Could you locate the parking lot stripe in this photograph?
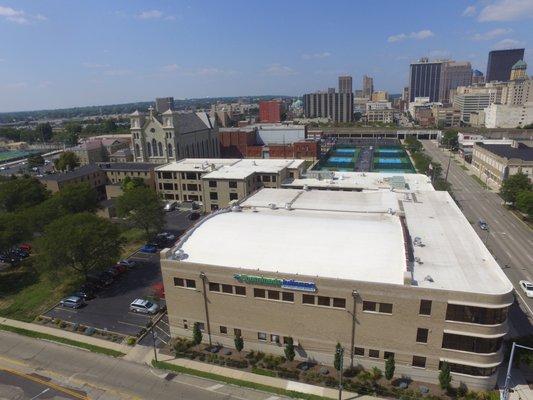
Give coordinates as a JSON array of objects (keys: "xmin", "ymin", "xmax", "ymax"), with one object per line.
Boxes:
[{"xmin": 206, "ymin": 383, "xmax": 224, "ymax": 391}]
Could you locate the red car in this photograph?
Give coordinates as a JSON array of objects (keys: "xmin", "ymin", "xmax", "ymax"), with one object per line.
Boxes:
[{"xmin": 19, "ymin": 243, "xmax": 31, "ymax": 252}]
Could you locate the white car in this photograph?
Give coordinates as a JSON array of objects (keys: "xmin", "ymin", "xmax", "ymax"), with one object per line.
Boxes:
[
  {"xmin": 519, "ymin": 280, "xmax": 533, "ymax": 298},
  {"xmin": 130, "ymin": 299, "xmax": 159, "ymax": 314}
]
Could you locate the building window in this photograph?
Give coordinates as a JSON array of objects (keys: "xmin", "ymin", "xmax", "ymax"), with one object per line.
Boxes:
[
  {"xmin": 209, "ymin": 180, "xmax": 217, "ymax": 188},
  {"xmin": 210, "ymin": 192, "xmax": 218, "ymax": 200},
  {"xmin": 282, "ymin": 292, "xmax": 294, "ymax": 302},
  {"xmin": 146, "ymin": 142, "xmax": 152, "ymax": 157},
  {"xmin": 209, "ymin": 282, "xmax": 220, "ymax": 292},
  {"xmin": 222, "ymin": 284, "xmax": 233, "ymax": 294},
  {"xmin": 152, "ymin": 139, "xmax": 158, "ymax": 156},
  {"xmin": 210, "ymin": 204, "xmax": 218, "ymax": 211},
  {"xmin": 185, "ymin": 172, "xmax": 197, "ymax": 180},
  {"xmin": 262, "ymin": 175, "xmax": 271, "ymax": 182},
  {"xmin": 302, "ymin": 294, "xmax": 315, "ymax": 304},
  {"xmin": 185, "ymin": 279, "xmax": 196, "ymax": 288},
  {"xmin": 254, "ymin": 288, "xmax": 266, "ymax": 298},
  {"xmin": 187, "ymin": 184, "xmax": 198, "ymax": 191},
  {"xmin": 234, "ymin": 328, "xmax": 242, "ymax": 337},
  {"xmin": 379, "ymin": 303, "xmax": 393, "ymax": 314},
  {"xmin": 168, "ymin": 143, "xmax": 173, "ymax": 157},
  {"xmin": 270, "ymin": 334, "xmax": 280, "ymax": 343},
  {"xmin": 163, "ymin": 183, "xmax": 173, "ymax": 190},
  {"xmin": 333, "ymin": 298, "xmax": 346, "ymax": 308},
  {"xmin": 158, "ymin": 142, "xmax": 163, "ymax": 156},
  {"xmin": 220, "ymin": 326, "xmax": 227, "ymax": 334},
  {"xmin": 419, "ymin": 300, "xmax": 432, "ymax": 316},
  {"xmin": 235, "ymin": 286, "xmax": 246, "ymax": 296},
  {"xmin": 368, "ymin": 349, "xmax": 380, "ymax": 358},
  {"xmin": 384, "ymin": 351, "xmax": 395, "ymax": 360},
  {"xmin": 229, "ymin": 193, "xmax": 238, "ymax": 201},
  {"xmin": 438, "ymin": 361, "xmax": 497, "ymax": 377},
  {"xmin": 134, "ymin": 144, "xmax": 140, "ymax": 157},
  {"xmin": 363, "ymin": 301, "xmax": 377, "ymax": 312},
  {"xmin": 354, "ymin": 347, "xmax": 365, "ymax": 356},
  {"xmin": 173, "ymin": 277, "xmax": 196, "ymax": 289},
  {"xmin": 173, "ymin": 278, "xmax": 184, "ymax": 287},
  {"xmin": 229, "ymin": 181, "xmax": 237, "ymax": 189},
  {"xmin": 442, "ymin": 333, "xmax": 502, "ymax": 354},
  {"xmin": 412, "ymin": 356, "xmax": 426, "ymax": 368},
  {"xmin": 267, "ymin": 290, "xmax": 280, "ymax": 300},
  {"xmin": 416, "ymin": 328, "xmax": 429, "ymax": 343},
  {"xmin": 445, "ymin": 304, "xmax": 508, "ymax": 325},
  {"xmin": 258, "ymin": 332, "xmax": 267, "ymax": 341},
  {"xmin": 317, "ymin": 296, "xmax": 330, "ymax": 306}
]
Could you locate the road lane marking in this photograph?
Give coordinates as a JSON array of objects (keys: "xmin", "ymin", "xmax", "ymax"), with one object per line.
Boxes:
[
  {"xmin": 30, "ymin": 388, "xmax": 49, "ymax": 400},
  {"xmin": 207, "ymin": 383, "xmax": 224, "ymax": 391}
]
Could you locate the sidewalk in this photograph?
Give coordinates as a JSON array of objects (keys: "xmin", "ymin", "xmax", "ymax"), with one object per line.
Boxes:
[
  {"xmin": 0, "ymin": 317, "xmax": 130, "ymax": 354},
  {"xmin": 155, "ymin": 349, "xmax": 380, "ymax": 400},
  {"xmin": 499, "ymin": 368, "xmax": 533, "ymax": 400}
]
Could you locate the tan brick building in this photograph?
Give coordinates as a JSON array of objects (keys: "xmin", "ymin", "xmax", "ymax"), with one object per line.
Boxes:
[
  {"xmin": 160, "ymin": 188, "xmax": 513, "ymax": 390},
  {"xmin": 39, "ymin": 164, "xmax": 107, "ymax": 200},
  {"xmin": 155, "ymin": 158, "xmax": 306, "ymax": 211}
]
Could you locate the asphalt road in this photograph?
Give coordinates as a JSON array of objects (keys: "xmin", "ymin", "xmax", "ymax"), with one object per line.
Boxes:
[
  {"xmin": 422, "ymin": 141, "xmax": 533, "ymax": 335},
  {"xmin": 0, "ymin": 330, "xmax": 292, "ymax": 400}
]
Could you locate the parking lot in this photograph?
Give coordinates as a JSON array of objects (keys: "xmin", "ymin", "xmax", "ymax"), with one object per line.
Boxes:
[{"xmin": 44, "ymin": 208, "xmax": 197, "ymax": 338}]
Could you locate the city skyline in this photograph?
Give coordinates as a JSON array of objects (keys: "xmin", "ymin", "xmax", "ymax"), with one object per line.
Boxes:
[{"xmin": 0, "ymin": 0, "xmax": 532, "ymax": 111}]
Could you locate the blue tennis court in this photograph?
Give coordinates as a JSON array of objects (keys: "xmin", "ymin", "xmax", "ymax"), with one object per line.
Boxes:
[
  {"xmin": 378, "ymin": 149, "xmax": 401, "ymax": 154},
  {"xmin": 334, "ymin": 148, "xmax": 356, "ymax": 155},
  {"xmin": 378, "ymin": 157, "xmax": 402, "ymax": 164},
  {"xmin": 329, "ymin": 156, "xmax": 353, "ymax": 163}
]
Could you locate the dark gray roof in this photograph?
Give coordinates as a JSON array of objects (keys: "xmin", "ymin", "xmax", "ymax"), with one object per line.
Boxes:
[
  {"xmin": 177, "ymin": 112, "xmax": 212, "ymax": 134},
  {"xmin": 478, "ymin": 142, "xmax": 533, "ymax": 161},
  {"xmin": 98, "ymin": 162, "xmax": 157, "ymax": 172},
  {"xmin": 41, "ymin": 164, "xmax": 102, "ymax": 182}
]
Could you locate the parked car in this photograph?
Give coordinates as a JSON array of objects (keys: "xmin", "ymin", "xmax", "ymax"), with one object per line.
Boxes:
[
  {"xmin": 111, "ymin": 264, "xmax": 127, "ymax": 274},
  {"xmin": 117, "ymin": 259, "xmax": 136, "ymax": 269},
  {"xmin": 519, "ymin": 280, "xmax": 533, "ymax": 298},
  {"xmin": 478, "ymin": 219, "xmax": 488, "ymax": 230},
  {"xmin": 140, "ymin": 244, "xmax": 158, "ymax": 253},
  {"xmin": 154, "ymin": 232, "xmax": 176, "ymax": 248},
  {"xmin": 79, "ymin": 283, "xmax": 99, "ymax": 294},
  {"xmin": 98, "ymin": 271, "xmax": 115, "ymax": 285},
  {"xmin": 59, "ymin": 296, "xmax": 84, "ymax": 309},
  {"xmin": 188, "ymin": 212, "xmax": 200, "ymax": 221},
  {"xmin": 105, "ymin": 267, "xmax": 121, "ymax": 277},
  {"xmin": 70, "ymin": 288, "xmax": 95, "ymax": 300},
  {"xmin": 164, "ymin": 201, "xmax": 177, "ymax": 212},
  {"xmin": 18, "ymin": 243, "xmax": 31, "ymax": 252},
  {"xmin": 129, "ymin": 299, "xmax": 160, "ymax": 314}
]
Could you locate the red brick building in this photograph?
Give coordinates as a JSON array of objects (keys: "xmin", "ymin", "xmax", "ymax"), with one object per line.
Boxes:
[{"xmin": 259, "ymin": 100, "xmax": 283, "ymax": 123}]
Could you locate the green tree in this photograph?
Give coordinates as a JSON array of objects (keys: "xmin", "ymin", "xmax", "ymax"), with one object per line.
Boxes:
[
  {"xmin": 192, "ymin": 322, "xmax": 203, "ymax": 346},
  {"xmin": 500, "ymin": 172, "xmax": 532, "ymax": 205},
  {"xmin": 121, "ymin": 176, "xmax": 146, "ymax": 191},
  {"xmin": 385, "ymin": 356, "xmax": 395, "ymax": 380},
  {"xmin": 103, "ymin": 119, "xmax": 118, "ymax": 132},
  {"xmin": 116, "ymin": 187, "xmax": 165, "ymax": 240},
  {"xmin": 516, "ymin": 190, "xmax": 533, "ymax": 218},
  {"xmin": 371, "ymin": 366, "xmax": 382, "ymax": 381},
  {"xmin": 23, "ymin": 197, "xmax": 65, "ymax": 233},
  {"xmin": 0, "ymin": 177, "xmax": 48, "ymax": 212},
  {"xmin": 54, "ymin": 151, "xmax": 80, "ymax": 172},
  {"xmin": 234, "ymin": 333, "xmax": 244, "ymax": 352},
  {"xmin": 27, "ymin": 154, "xmax": 45, "ymax": 168},
  {"xmin": 439, "ymin": 361, "xmax": 452, "ymax": 390},
  {"xmin": 37, "ymin": 213, "xmax": 123, "ymax": 278},
  {"xmin": 35, "ymin": 122, "xmax": 53, "ymax": 142},
  {"xmin": 441, "ymin": 130, "xmax": 459, "ymax": 148},
  {"xmin": 56, "ymin": 182, "xmax": 99, "ymax": 213},
  {"xmin": 334, "ymin": 343, "xmax": 343, "ymax": 371},
  {"xmin": 0, "ymin": 213, "xmax": 30, "ymax": 253},
  {"xmin": 284, "ymin": 336, "xmax": 295, "ymax": 361}
]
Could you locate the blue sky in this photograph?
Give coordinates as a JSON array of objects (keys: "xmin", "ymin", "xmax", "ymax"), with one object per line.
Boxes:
[{"xmin": 0, "ymin": 0, "xmax": 532, "ymax": 111}]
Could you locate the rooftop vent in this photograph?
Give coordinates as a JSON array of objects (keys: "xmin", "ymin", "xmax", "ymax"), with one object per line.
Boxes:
[
  {"xmin": 424, "ymin": 275, "xmax": 434, "ymax": 282},
  {"xmin": 231, "ymin": 205, "xmax": 242, "ymax": 212},
  {"xmin": 387, "ymin": 208, "xmax": 395, "ymax": 215},
  {"xmin": 269, "ymin": 203, "xmax": 277, "ymax": 210},
  {"xmin": 174, "ymin": 249, "xmax": 187, "ymax": 260},
  {"xmin": 413, "ymin": 237, "xmax": 424, "ymax": 247},
  {"xmin": 415, "ymin": 257, "xmax": 423, "ymax": 264},
  {"xmin": 285, "ymin": 202, "xmax": 292, "ymax": 210},
  {"xmin": 303, "ymin": 184, "xmax": 310, "ymax": 191}
]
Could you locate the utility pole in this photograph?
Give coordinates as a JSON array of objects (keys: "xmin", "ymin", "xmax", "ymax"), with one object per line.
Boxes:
[
  {"xmin": 349, "ymin": 290, "xmax": 358, "ymax": 368},
  {"xmin": 444, "ymin": 147, "xmax": 453, "ymax": 184},
  {"xmin": 502, "ymin": 342, "xmax": 533, "ymax": 400},
  {"xmin": 199, "ymin": 272, "xmax": 212, "ymax": 347},
  {"xmin": 337, "ymin": 346, "xmax": 344, "ymax": 400},
  {"xmin": 151, "ymin": 319, "xmax": 158, "ymax": 363}
]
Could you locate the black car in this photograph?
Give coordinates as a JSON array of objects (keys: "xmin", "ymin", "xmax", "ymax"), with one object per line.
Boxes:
[
  {"xmin": 97, "ymin": 271, "xmax": 115, "ymax": 286},
  {"xmin": 188, "ymin": 212, "xmax": 200, "ymax": 221},
  {"xmin": 70, "ymin": 289, "xmax": 96, "ymax": 300},
  {"xmin": 79, "ymin": 282, "xmax": 99, "ymax": 293}
]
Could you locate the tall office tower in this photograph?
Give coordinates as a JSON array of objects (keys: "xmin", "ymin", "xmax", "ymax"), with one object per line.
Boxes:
[
  {"xmin": 362, "ymin": 75, "xmax": 374, "ymax": 98},
  {"xmin": 510, "ymin": 60, "xmax": 528, "ymax": 81},
  {"xmin": 327, "ymin": 87, "xmax": 336, "ymax": 93},
  {"xmin": 354, "ymin": 89, "xmax": 364, "ymax": 98},
  {"xmin": 472, "ymin": 70, "xmax": 485, "ymax": 85},
  {"xmin": 441, "ymin": 61, "xmax": 472, "ymax": 103},
  {"xmin": 338, "ymin": 75, "xmax": 353, "ymax": 94},
  {"xmin": 303, "ymin": 91, "xmax": 354, "ymax": 123},
  {"xmin": 155, "ymin": 97, "xmax": 175, "ymax": 113},
  {"xmin": 402, "ymin": 86, "xmax": 410, "ymax": 101},
  {"xmin": 486, "ymin": 48, "xmax": 525, "ymax": 82},
  {"xmin": 409, "ymin": 58, "xmax": 444, "ymax": 102}
]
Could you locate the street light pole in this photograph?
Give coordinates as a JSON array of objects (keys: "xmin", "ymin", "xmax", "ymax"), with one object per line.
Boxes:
[
  {"xmin": 444, "ymin": 147, "xmax": 454, "ymax": 185},
  {"xmin": 151, "ymin": 319, "xmax": 158, "ymax": 363},
  {"xmin": 337, "ymin": 346, "xmax": 344, "ymax": 400},
  {"xmin": 349, "ymin": 290, "xmax": 358, "ymax": 368},
  {"xmin": 502, "ymin": 342, "xmax": 533, "ymax": 400},
  {"xmin": 199, "ymin": 272, "xmax": 212, "ymax": 347}
]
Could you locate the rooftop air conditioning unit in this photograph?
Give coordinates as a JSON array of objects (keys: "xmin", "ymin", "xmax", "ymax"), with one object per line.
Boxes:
[
  {"xmin": 231, "ymin": 205, "xmax": 242, "ymax": 212},
  {"xmin": 285, "ymin": 203, "xmax": 292, "ymax": 210},
  {"xmin": 303, "ymin": 184, "xmax": 310, "ymax": 191},
  {"xmin": 174, "ymin": 249, "xmax": 187, "ymax": 260},
  {"xmin": 415, "ymin": 257, "xmax": 423, "ymax": 264},
  {"xmin": 269, "ymin": 203, "xmax": 277, "ymax": 210}
]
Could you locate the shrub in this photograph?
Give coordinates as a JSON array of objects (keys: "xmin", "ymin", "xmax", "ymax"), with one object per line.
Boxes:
[
  {"xmin": 234, "ymin": 334, "xmax": 244, "ymax": 352},
  {"xmin": 277, "ymin": 367, "xmax": 300, "ymax": 380},
  {"xmin": 126, "ymin": 337, "xmax": 136, "ymax": 346},
  {"xmin": 371, "ymin": 366, "xmax": 382, "ymax": 381},
  {"xmin": 324, "ymin": 376, "xmax": 339, "ymax": 388},
  {"xmin": 333, "ymin": 343, "xmax": 343, "ymax": 371},
  {"xmin": 439, "ymin": 362, "xmax": 452, "ymax": 390},
  {"xmin": 457, "ymin": 383, "xmax": 468, "ymax": 397},
  {"xmin": 192, "ymin": 322, "xmax": 202, "ymax": 345},
  {"xmin": 385, "ymin": 356, "xmax": 395, "ymax": 380},
  {"xmin": 226, "ymin": 359, "xmax": 248, "ymax": 369},
  {"xmin": 59, "ymin": 321, "xmax": 67, "ymax": 329},
  {"xmin": 343, "ymin": 366, "xmax": 361, "ymax": 378},
  {"xmin": 174, "ymin": 338, "xmax": 193, "ymax": 354},
  {"xmin": 84, "ymin": 327, "xmax": 95, "ymax": 336},
  {"xmin": 284, "ymin": 336, "xmax": 295, "ymax": 361},
  {"xmin": 302, "ymin": 371, "xmax": 324, "ymax": 383}
]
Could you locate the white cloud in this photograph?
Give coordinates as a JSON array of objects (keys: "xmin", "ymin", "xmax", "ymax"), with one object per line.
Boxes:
[
  {"xmin": 82, "ymin": 62, "xmax": 110, "ymax": 69},
  {"xmin": 478, "ymin": 0, "xmax": 533, "ymax": 21},
  {"xmin": 136, "ymin": 9, "xmax": 175, "ymax": 20},
  {"xmin": 262, "ymin": 64, "xmax": 297, "ymax": 76},
  {"xmin": 471, "ymin": 28, "xmax": 512, "ymax": 40},
  {"xmin": 37, "ymin": 80, "xmax": 52, "ymax": 88},
  {"xmin": 0, "ymin": 6, "xmax": 46, "ymax": 24},
  {"xmin": 104, "ymin": 69, "xmax": 133, "ymax": 76},
  {"xmin": 160, "ymin": 64, "xmax": 179, "ymax": 72},
  {"xmin": 302, "ymin": 52, "xmax": 331, "ymax": 60},
  {"xmin": 492, "ymin": 38, "xmax": 525, "ymax": 50},
  {"xmin": 388, "ymin": 30, "xmax": 434, "ymax": 43},
  {"xmin": 462, "ymin": 5, "xmax": 477, "ymax": 17}
]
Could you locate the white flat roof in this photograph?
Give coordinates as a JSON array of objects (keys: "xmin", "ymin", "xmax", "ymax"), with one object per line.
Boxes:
[{"xmin": 172, "ymin": 188, "xmax": 512, "ymax": 295}]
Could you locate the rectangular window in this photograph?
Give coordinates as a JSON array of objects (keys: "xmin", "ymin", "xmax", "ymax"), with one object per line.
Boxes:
[
  {"xmin": 379, "ymin": 303, "xmax": 393, "ymax": 314},
  {"xmin": 210, "ymin": 192, "xmax": 218, "ymax": 200},
  {"xmin": 419, "ymin": 300, "xmax": 432, "ymax": 316},
  {"xmin": 302, "ymin": 294, "xmax": 315, "ymax": 304},
  {"xmin": 197, "ymin": 322, "xmax": 205, "ymax": 332},
  {"xmin": 219, "ymin": 326, "xmax": 227, "ymax": 334},
  {"xmin": 185, "ymin": 279, "xmax": 196, "ymax": 288},
  {"xmin": 187, "ymin": 184, "xmax": 198, "ymax": 191},
  {"xmin": 262, "ymin": 175, "xmax": 271, "ymax": 182},
  {"xmin": 229, "ymin": 181, "xmax": 237, "ymax": 188},
  {"xmin": 363, "ymin": 301, "xmax": 377, "ymax": 312},
  {"xmin": 282, "ymin": 292, "xmax": 294, "ymax": 302},
  {"xmin": 173, "ymin": 278, "xmax": 184, "ymax": 287},
  {"xmin": 229, "ymin": 193, "xmax": 238, "ymax": 201},
  {"xmin": 209, "ymin": 282, "xmax": 220, "ymax": 292},
  {"xmin": 254, "ymin": 288, "xmax": 266, "ymax": 298},
  {"xmin": 185, "ymin": 173, "xmax": 196, "ymax": 180},
  {"xmin": 268, "ymin": 290, "xmax": 280, "ymax": 300},
  {"xmin": 162, "ymin": 172, "xmax": 172, "ymax": 179},
  {"xmin": 317, "ymin": 296, "xmax": 331, "ymax": 306},
  {"xmin": 272, "ymin": 175, "xmax": 277, "ymax": 182},
  {"xmin": 384, "ymin": 351, "xmax": 395, "ymax": 360},
  {"xmin": 163, "ymin": 183, "xmax": 173, "ymax": 190},
  {"xmin": 258, "ymin": 332, "xmax": 267, "ymax": 341},
  {"xmin": 368, "ymin": 349, "xmax": 380, "ymax": 358},
  {"xmin": 416, "ymin": 328, "xmax": 429, "ymax": 343},
  {"xmin": 271, "ymin": 334, "xmax": 280, "ymax": 343},
  {"xmin": 333, "ymin": 298, "xmax": 346, "ymax": 308},
  {"xmin": 234, "ymin": 328, "xmax": 242, "ymax": 337},
  {"xmin": 412, "ymin": 356, "xmax": 426, "ymax": 368},
  {"xmin": 235, "ymin": 286, "xmax": 246, "ymax": 296},
  {"xmin": 222, "ymin": 284, "xmax": 233, "ymax": 294},
  {"xmin": 354, "ymin": 347, "xmax": 365, "ymax": 356},
  {"xmin": 209, "ymin": 180, "xmax": 217, "ymax": 188}
]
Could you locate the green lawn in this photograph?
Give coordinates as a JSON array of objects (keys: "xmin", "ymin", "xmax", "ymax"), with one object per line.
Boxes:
[
  {"xmin": 119, "ymin": 227, "xmax": 146, "ymax": 258},
  {"xmin": 0, "ymin": 324, "xmax": 125, "ymax": 357}
]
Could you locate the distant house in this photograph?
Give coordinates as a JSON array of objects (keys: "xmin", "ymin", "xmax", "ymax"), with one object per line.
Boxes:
[
  {"xmin": 39, "ymin": 164, "xmax": 107, "ymax": 200},
  {"xmin": 72, "ymin": 138, "xmax": 130, "ymax": 165}
]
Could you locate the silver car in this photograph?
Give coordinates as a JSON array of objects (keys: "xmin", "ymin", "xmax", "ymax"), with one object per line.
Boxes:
[
  {"xmin": 130, "ymin": 299, "xmax": 159, "ymax": 314},
  {"xmin": 60, "ymin": 296, "xmax": 84, "ymax": 309}
]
